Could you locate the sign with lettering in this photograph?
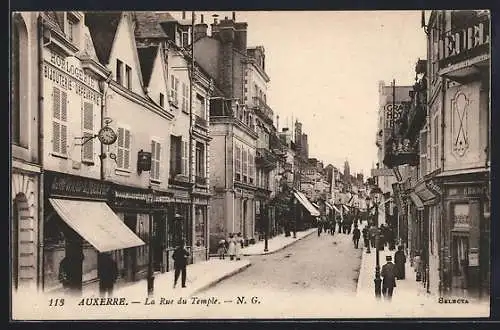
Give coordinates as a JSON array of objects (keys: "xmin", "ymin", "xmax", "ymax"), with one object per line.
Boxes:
[
  {"xmin": 440, "ymin": 21, "xmax": 489, "ymax": 61},
  {"xmin": 45, "ymin": 171, "xmax": 111, "ymax": 200},
  {"xmin": 43, "ymin": 49, "xmax": 102, "ymax": 106},
  {"xmin": 468, "ymin": 250, "xmax": 479, "ymax": 267},
  {"xmin": 453, "ymin": 203, "xmax": 470, "ymax": 228},
  {"xmin": 384, "ymin": 103, "xmax": 409, "ymax": 129},
  {"xmin": 112, "ymin": 186, "xmax": 171, "ymax": 209}
]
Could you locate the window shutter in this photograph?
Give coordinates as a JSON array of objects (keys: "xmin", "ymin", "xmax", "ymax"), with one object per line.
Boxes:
[
  {"xmin": 52, "ymin": 121, "xmax": 60, "ymax": 153},
  {"xmin": 151, "ymin": 140, "xmax": 156, "ymax": 179},
  {"xmin": 176, "ymin": 138, "xmax": 182, "ymax": 174},
  {"xmin": 53, "ymin": 87, "xmax": 61, "ymax": 120},
  {"xmin": 82, "ymin": 102, "xmax": 94, "ymax": 162},
  {"xmin": 117, "ymin": 127, "xmax": 124, "ymax": 168},
  {"xmin": 124, "ymin": 129, "xmax": 130, "ymax": 169},
  {"xmin": 52, "ymin": 87, "xmax": 61, "ymax": 153},
  {"xmin": 156, "ymin": 142, "xmax": 161, "ymax": 180}
]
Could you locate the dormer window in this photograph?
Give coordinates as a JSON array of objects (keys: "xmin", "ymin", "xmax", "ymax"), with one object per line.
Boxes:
[{"xmin": 66, "ymin": 12, "xmax": 81, "ymax": 45}]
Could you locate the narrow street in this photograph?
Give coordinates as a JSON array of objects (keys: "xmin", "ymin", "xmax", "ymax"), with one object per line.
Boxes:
[{"xmin": 201, "ymin": 230, "xmax": 362, "ymax": 296}]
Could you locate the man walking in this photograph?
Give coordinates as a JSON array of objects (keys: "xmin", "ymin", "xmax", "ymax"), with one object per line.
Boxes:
[
  {"xmin": 381, "ymin": 255, "xmax": 397, "ymax": 301},
  {"xmin": 98, "ymin": 252, "xmax": 118, "ymax": 297},
  {"xmin": 362, "ymin": 226, "xmax": 369, "ymax": 249},
  {"xmin": 352, "ymin": 225, "xmax": 361, "ymax": 249},
  {"xmin": 394, "ymin": 245, "xmax": 407, "ymax": 280},
  {"xmin": 173, "ymin": 240, "xmax": 190, "ymax": 288}
]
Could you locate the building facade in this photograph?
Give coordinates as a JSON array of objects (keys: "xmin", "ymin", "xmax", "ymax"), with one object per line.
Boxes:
[
  {"xmin": 425, "ymin": 10, "xmax": 490, "ymax": 299},
  {"xmin": 11, "ymin": 12, "xmax": 42, "ymax": 292}
]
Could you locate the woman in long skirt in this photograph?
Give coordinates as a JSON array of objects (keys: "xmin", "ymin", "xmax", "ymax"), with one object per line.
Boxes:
[
  {"xmin": 235, "ymin": 232, "xmax": 243, "ymax": 260},
  {"xmin": 227, "ymin": 234, "xmax": 236, "ymax": 260}
]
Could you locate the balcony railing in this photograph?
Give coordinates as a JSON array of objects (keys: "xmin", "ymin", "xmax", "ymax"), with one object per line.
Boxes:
[
  {"xmin": 168, "ymin": 174, "xmax": 191, "ymax": 187},
  {"xmin": 210, "ymin": 98, "xmax": 256, "ymax": 132},
  {"xmin": 195, "ymin": 176, "xmax": 207, "ymax": 186},
  {"xmin": 195, "ymin": 115, "xmax": 208, "ymax": 128},
  {"xmin": 256, "ymin": 147, "xmax": 277, "ymax": 170},
  {"xmin": 252, "ymin": 96, "xmax": 274, "ymax": 123},
  {"xmin": 382, "ymin": 134, "xmax": 419, "ymax": 169}
]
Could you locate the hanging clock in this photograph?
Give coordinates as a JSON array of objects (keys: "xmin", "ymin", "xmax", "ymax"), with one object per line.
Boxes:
[{"xmin": 97, "ymin": 126, "xmax": 118, "ymax": 145}]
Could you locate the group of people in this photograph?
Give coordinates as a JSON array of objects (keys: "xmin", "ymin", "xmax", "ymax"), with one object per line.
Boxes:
[
  {"xmin": 217, "ymin": 232, "xmax": 244, "ymax": 261},
  {"xmin": 361, "ymin": 223, "xmax": 396, "ymax": 251},
  {"xmin": 316, "ymin": 215, "xmax": 361, "ymax": 237}
]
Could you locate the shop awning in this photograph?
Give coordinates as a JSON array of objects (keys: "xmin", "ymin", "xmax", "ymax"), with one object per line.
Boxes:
[
  {"xmin": 414, "ymin": 181, "xmax": 438, "ymax": 203},
  {"xmin": 409, "ymin": 192, "xmax": 424, "ymax": 211},
  {"xmin": 49, "ymin": 198, "xmax": 145, "ymax": 252},
  {"xmin": 293, "ymin": 191, "xmax": 320, "ymax": 216}
]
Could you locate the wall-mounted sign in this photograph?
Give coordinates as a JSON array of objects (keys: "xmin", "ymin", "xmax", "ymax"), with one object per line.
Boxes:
[
  {"xmin": 112, "ymin": 186, "xmax": 171, "ymax": 209},
  {"xmin": 468, "ymin": 250, "xmax": 479, "ymax": 267},
  {"xmin": 440, "ymin": 21, "xmax": 489, "ymax": 61},
  {"xmin": 384, "ymin": 103, "xmax": 409, "ymax": 129},
  {"xmin": 45, "ymin": 171, "xmax": 111, "ymax": 200}
]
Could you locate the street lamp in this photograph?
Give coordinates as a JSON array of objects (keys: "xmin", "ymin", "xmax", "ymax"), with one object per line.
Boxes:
[
  {"xmin": 370, "ymin": 187, "xmax": 382, "ymax": 298},
  {"xmin": 145, "ymin": 186, "xmax": 155, "ymax": 295}
]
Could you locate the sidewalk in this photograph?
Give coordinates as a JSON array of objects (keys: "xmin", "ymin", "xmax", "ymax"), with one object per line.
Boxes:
[
  {"xmin": 241, "ymin": 228, "xmax": 317, "ymax": 256},
  {"xmin": 83, "ymin": 258, "xmax": 251, "ymax": 298}
]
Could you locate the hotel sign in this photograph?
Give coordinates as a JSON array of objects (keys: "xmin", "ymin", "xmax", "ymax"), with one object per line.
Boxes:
[
  {"xmin": 384, "ymin": 103, "xmax": 409, "ymax": 129},
  {"xmin": 440, "ymin": 21, "xmax": 489, "ymax": 61}
]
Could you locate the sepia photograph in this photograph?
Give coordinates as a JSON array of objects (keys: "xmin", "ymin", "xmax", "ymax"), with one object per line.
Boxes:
[{"xmin": 10, "ymin": 9, "xmax": 492, "ymax": 320}]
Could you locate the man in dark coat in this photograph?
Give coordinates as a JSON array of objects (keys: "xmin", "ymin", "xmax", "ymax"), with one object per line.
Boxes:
[
  {"xmin": 352, "ymin": 225, "xmax": 361, "ymax": 248},
  {"xmin": 98, "ymin": 252, "xmax": 118, "ymax": 297},
  {"xmin": 362, "ymin": 226, "xmax": 369, "ymax": 249},
  {"xmin": 381, "ymin": 255, "xmax": 397, "ymax": 300},
  {"xmin": 173, "ymin": 240, "xmax": 190, "ymax": 288},
  {"xmin": 394, "ymin": 245, "xmax": 407, "ymax": 280}
]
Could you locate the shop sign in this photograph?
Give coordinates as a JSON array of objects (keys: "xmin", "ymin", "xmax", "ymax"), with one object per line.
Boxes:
[
  {"xmin": 45, "ymin": 171, "xmax": 111, "ymax": 200},
  {"xmin": 447, "ymin": 185, "xmax": 483, "ymax": 197},
  {"xmin": 384, "ymin": 103, "xmax": 409, "ymax": 129},
  {"xmin": 468, "ymin": 249, "xmax": 479, "ymax": 267},
  {"xmin": 426, "ymin": 180, "xmax": 442, "ymax": 196},
  {"xmin": 112, "ymin": 186, "xmax": 171, "ymax": 209},
  {"xmin": 440, "ymin": 21, "xmax": 489, "ymax": 61}
]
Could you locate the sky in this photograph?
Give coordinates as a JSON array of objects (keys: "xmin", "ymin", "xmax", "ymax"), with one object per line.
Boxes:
[{"xmin": 171, "ymin": 11, "xmax": 428, "ymax": 176}]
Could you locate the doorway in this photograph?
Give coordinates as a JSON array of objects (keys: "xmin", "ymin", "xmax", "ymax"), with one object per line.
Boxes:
[
  {"xmin": 242, "ymin": 199, "xmax": 248, "ymax": 238},
  {"xmin": 153, "ymin": 212, "xmax": 166, "ymax": 272},
  {"xmin": 123, "ymin": 213, "xmax": 138, "ymax": 281}
]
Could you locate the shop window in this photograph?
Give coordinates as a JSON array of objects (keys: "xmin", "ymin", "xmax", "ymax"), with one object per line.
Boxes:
[
  {"xmin": 81, "ymin": 102, "xmax": 94, "ymax": 163},
  {"xmin": 451, "ymin": 235, "xmax": 469, "ymax": 288},
  {"xmin": 116, "ymin": 127, "xmax": 131, "ymax": 171},
  {"xmin": 194, "ymin": 207, "xmax": 205, "ymax": 247},
  {"xmin": 52, "ymin": 87, "xmax": 68, "ymax": 156}
]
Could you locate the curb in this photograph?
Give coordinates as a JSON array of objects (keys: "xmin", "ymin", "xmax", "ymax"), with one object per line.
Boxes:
[
  {"xmin": 188, "ymin": 262, "xmax": 252, "ymax": 296},
  {"xmin": 242, "ymin": 229, "xmax": 317, "ymax": 256}
]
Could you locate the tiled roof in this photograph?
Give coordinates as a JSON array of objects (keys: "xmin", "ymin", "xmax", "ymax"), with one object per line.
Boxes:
[
  {"xmin": 85, "ymin": 12, "xmax": 122, "ymax": 64},
  {"xmin": 137, "ymin": 46, "xmax": 158, "ymax": 88},
  {"xmin": 133, "ymin": 11, "xmax": 177, "ymax": 38}
]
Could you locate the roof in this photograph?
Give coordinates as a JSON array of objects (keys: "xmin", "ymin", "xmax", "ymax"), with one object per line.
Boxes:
[
  {"xmin": 85, "ymin": 12, "xmax": 123, "ymax": 64},
  {"xmin": 137, "ymin": 46, "xmax": 158, "ymax": 88},
  {"xmin": 133, "ymin": 12, "xmax": 177, "ymax": 39}
]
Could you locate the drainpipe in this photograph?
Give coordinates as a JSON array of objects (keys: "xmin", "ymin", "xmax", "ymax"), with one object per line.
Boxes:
[{"xmin": 37, "ymin": 15, "xmax": 45, "ymax": 292}]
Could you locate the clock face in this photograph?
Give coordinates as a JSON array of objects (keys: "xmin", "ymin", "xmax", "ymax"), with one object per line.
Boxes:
[{"xmin": 98, "ymin": 126, "xmax": 118, "ymax": 145}]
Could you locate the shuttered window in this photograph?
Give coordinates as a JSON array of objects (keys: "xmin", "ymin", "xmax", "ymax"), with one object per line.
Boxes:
[
  {"xmin": 182, "ymin": 82, "xmax": 189, "ymax": 113},
  {"xmin": 170, "ymin": 75, "xmax": 179, "ymax": 106},
  {"xmin": 82, "ymin": 102, "xmax": 94, "ymax": 162},
  {"xmin": 248, "ymin": 152, "xmax": 254, "ymax": 184},
  {"xmin": 242, "ymin": 149, "xmax": 248, "ymax": 182},
  {"xmin": 52, "ymin": 87, "xmax": 68, "ymax": 155},
  {"xmin": 182, "ymin": 140, "xmax": 189, "ymax": 175},
  {"xmin": 235, "ymin": 145, "xmax": 241, "ymax": 181},
  {"xmin": 151, "ymin": 140, "xmax": 161, "ymax": 181},
  {"xmin": 117, "ymin": 127, "xmax": 131, "ymax": 170}
]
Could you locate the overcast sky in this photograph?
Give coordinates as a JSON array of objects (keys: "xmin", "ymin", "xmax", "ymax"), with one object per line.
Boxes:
[{"xmin": 171, "ymin": 11, "xmax": 427, "ymax": 176}]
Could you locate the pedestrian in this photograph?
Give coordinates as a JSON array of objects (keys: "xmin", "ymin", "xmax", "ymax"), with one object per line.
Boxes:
[
  {"xmin": 58, "ymin": 252, "xmax": 85, "ymax": 294},
  {"xmin": 369, "ymin": 224, "xmax": 377, "ymax": 248},
  {"xmin": 394, "ymin": 245, "xmax": 407, "ymax": 280},
  {"xmin": 330, "ymin": 221, "xmax": 335, "ymax": 236},
  {"xmin": 97, "ymin": 252, "xmax": 118, "ymax": 297},
  {"xmin": 217, "ymin": 238, "xmax": 227, "ymax": 260},
  {"xmin": 58, "ymin": 256, "xmax": 71, "ymax": 289},
  {"xmin": 352, "ymin": 225, "xmax": 361, "ymax": 249},
  {"xmin": 388, "ymin": 228, "xmax": 396, "ymax": 251},
  {"xmin": 362, "ymin": 226, "xmax": 369, "ymax": 249},
  {"xmin": 227, "ymin": 234, "xmax": 236, "ymax": 260},
  {"xmin": 235, "ymin": 232, "xmax": 243, "ymax": 260},
  {"xmin": 317, "ymin": 219, "xmax": 322, "ymax": 237},
  {"xmin": 381, "ymin": 255, "xmax": 397, "ymax": 301},
  {"xmin": 173, "ymin": 240, "xmax": 190, "ymax": 288},
  {"xmin": 378, "ymin": 225, "xmax": 385, "ymax": 250}
]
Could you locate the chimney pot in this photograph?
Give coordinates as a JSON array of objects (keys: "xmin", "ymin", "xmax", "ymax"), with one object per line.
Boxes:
[
  {"xmin": 201, "ymin": 14, "xmax": 204, "ymax": 23},
  {"xmin": 232, "ymin": 11, "xmax": 236, "ymax": 20},
  {"xmin": 182, "ymin": 11, "xmax": 186, "ymax": 19}
]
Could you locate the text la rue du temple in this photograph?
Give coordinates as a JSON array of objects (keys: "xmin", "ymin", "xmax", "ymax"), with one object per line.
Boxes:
[{"xmin": 68, "ymin": 296, "xmax": 262, "ymax": 307}]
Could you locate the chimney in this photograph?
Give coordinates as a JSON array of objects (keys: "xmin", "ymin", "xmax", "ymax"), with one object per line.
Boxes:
[
  {"xmin": 211, "ymin": 14, "xmax": 220, "ymax": 38},
  {"xmin": 232, "ymin": 11, "xmax": 236, "ymax": 20},
  {"xmin": 276, "ymin": 114, "xmax": 280, "ymax": 132},
  {"xmin": 218, "ymin": 18, "xmax": 235, "ymax": 98},
  {"xmin": 234, "ymin": 21, "xmax": 248, "ymax": 53},
  {"xmin": 194, "ymin": 22, "xmax": 208, "ymax": 41},
  {"xmin": 182, "ymin": 11, "xmax": 186, "ymax": 20}
]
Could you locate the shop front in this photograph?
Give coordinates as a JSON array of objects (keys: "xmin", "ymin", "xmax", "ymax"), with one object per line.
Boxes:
[
  {"xmin": 192, "ymin": 193, "xmax": 210, "ymax": 263},
  {"xmin": 42, "ymin": 171, "xmax": 145, "ymax": 293},
  {"xmin": 437, "ymin": 170, "xmax": 490, "ymax": 300},
  {"xmin": 109, "ymin": 184, "xmax": 171, "ymax": 280}
]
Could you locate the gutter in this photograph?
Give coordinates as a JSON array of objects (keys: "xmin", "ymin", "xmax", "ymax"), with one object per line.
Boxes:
[{"xmin": 37, "ymin": 15, "xmax": 45, "ymax": 292}]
